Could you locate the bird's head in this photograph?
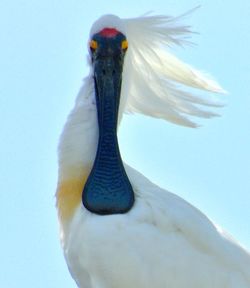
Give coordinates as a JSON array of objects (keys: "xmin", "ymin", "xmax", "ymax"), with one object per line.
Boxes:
[
  {"xmin": 86, "ymin": 13, "xmax": 225, "ymax": 128},
  {"xmin": 87, "ymin": 15, "xmax": 132, "ymax": 125}
]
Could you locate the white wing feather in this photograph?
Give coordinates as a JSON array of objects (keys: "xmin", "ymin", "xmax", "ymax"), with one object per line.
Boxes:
[
  {"xmin": 120, "ymin": 14, "xmax": 225, "ymax": 127},
  {"xmin": 65, "ymin": 165, "xmax": 250, "ymax": 288}
]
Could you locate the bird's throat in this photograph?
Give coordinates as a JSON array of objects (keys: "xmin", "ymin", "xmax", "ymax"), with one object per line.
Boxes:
[{"xmin": 82, "ymin": 66, "xmax": 134, "ymax": 215}]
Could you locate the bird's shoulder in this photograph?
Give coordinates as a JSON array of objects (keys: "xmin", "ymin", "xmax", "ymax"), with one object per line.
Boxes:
[
  {"xmin": 126, "ymin": 165, "xmax": 250, "ymax": 279},
  {"xmin": 126, "ymin": 164, "xmax": 219, "ymax": 240}
]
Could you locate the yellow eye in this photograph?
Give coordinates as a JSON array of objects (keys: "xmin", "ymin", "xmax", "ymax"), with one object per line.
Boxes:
[
  {"xmin": 90, "ymin": 40, "xmax": 98, "ymax": 50},
  {"xmin": 121, "ymin": 40, "xmax": 128, "ymax": 50}
]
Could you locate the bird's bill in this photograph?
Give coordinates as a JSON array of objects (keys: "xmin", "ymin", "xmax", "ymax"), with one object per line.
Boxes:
[{"xmin": 82, "ymin": 29, "xmax": 134, "ymax": 215}]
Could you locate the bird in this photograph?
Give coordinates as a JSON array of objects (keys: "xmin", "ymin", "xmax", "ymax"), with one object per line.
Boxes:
[{"xmin": 56, "ymin": 12, "xmax": 250, "ymax": 288}]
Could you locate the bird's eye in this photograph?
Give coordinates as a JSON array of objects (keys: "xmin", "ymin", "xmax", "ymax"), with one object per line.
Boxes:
[
  {"xmin": 90, "ymin": 40, "xmax": 98, "ymax": 51},
  {"xmin": 121, "ymin": 40, "xmax": 128, "ymax": 50}
]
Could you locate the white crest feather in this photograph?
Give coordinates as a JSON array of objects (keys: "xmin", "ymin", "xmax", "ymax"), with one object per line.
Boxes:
[
  {"xmin": 90, "ymin": 12, "xmax": 225, "ymax": 127},
  {"xmin": 121, "ymin": 14, "xmax": 225, "ymax": 127}
]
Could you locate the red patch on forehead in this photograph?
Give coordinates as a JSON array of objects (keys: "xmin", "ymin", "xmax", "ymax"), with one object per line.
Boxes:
[{"xmin": 98, "ymin": 28, "xmax": 120, "ymax": 38}]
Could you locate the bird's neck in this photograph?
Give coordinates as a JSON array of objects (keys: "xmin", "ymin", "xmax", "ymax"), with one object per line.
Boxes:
[{"xmin": 56, "ymin": 78, "xmax": 99, "ymax": 226}]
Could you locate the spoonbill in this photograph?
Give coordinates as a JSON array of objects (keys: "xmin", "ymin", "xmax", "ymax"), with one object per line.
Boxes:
[{"xmin": 56, "ymin": 13, "xmax": 250, "ymax": 288}]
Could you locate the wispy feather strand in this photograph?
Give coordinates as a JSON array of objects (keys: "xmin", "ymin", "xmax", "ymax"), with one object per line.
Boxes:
[{"xmin": 119, "ymin": 14, "xmax": 225, "ymax": 127}]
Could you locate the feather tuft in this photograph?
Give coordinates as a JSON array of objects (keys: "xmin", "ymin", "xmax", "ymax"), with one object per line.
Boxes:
[{"xmin": 120, "ymin": 13, "xmax": 225, "ymax": 127}]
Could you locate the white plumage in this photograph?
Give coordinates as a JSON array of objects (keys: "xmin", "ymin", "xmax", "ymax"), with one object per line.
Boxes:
[{"xmin": 57, "ymin": 13, "xmax": 250, "ymax": 288}]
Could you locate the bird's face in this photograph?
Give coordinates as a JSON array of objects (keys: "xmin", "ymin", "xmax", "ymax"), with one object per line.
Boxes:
[
  {"xmin": 89, "ymin": 28, "xmax": 128, "ymax": 74},
  {"xmin": 89, "ymin": 28, "xmax": 128, "ymax": 126}
]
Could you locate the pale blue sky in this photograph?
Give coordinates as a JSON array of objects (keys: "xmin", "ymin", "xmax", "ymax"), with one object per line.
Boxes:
[{"xmin": 0, "ymin": 1, "xmax": 249, "ymax": 287}]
